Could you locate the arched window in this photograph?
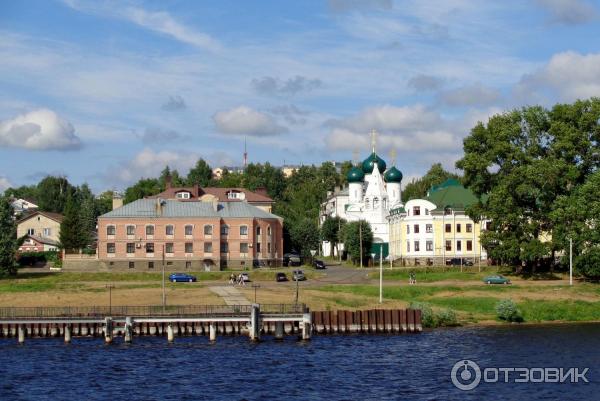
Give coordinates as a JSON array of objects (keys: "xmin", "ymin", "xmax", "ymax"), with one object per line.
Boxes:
[
  {"xmin": 365, "ymin": 198, "xmax": 370, "ymax": 209},
  {"xmin": 373, "ymin": 197, "xmax": 379, "ymax": 209},
  {"xmin": 382, "ymin": 199, "xmax": 387, "ymax": 209},
  {"xmin": 220, "ymin": 224, "xmax": 229, "ymax": 236}
]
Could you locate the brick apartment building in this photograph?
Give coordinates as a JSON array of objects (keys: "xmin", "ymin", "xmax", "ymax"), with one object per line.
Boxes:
[{"xmin": 97, "ymin": 198, "xmax": 283, "ymax": 271}]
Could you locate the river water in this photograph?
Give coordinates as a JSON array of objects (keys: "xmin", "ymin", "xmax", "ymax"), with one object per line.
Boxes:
[{"xmin": 1, "ymin": 324, "xmax": 598, "ymax": 400}]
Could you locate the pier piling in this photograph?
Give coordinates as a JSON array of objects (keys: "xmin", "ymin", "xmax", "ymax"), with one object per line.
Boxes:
[
  {"xmin": 64, "ymin": 324, "xmax": 71, "ymax": 343},
  {"xmin": 17, "ymin": 325, "xmax": 25, "ymax": 344},
  {"xmin": 209, "ymin": 323, "xmax": 217, "ymax": 342},
  {"xmin": 167, "ymin": 324, "xmax": 174, "ymax": 343}
]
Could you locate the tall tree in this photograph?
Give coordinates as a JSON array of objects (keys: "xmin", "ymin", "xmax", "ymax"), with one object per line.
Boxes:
[
  {"xmin": 321, "ymin": 216, "xmax": 346, "ymax": 257},
  {"xmin": 289, "ymin": 218, "xmax": 321, "ymax": 258},
  {"xmin": 402, "ymin": 163, "xmax": 460, "ymax": 201},
  {"xmin": 341, "ymin": 220, "xmax": 373, "ymax": 266},
  {"xmin": 186, "ymin": 159, "xmax": 212, "ymax": 187},
  {"xmin": 0, "ymin": 196, "xmax": 18, "ymax": 276},
  {"xmin": 77, "ymin": 184, "xmax": 96, "ymax": 248},
  {"xmin": 60, "ymin": 193, "xmax": 82, "ymax": 250},
  {"xmin": 123, "ymin": 178, "xmax": 162, "ymax": 204},
  {"xmin": 36, "ymin": 176, "xmax": 74, "ymax": 213}
]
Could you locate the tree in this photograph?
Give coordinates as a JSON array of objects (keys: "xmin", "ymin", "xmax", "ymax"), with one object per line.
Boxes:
[
  {"xmin": 60, "ymin": 193, "xmax": 82, "ymax": 250},
  {"xmin": 402, "ymin": 163, "xmax": 460, "ymax": 201},
  {"xmin": 186, "ymin": 159, "xmax": 212, "ymax": 187},
  {"xmin": 341, "ymin": 220, "xmax": 373, "ymax": 265},
  {"xmin": 457, "ymin": 99, "xmax": 600, "ymax": 271},
  {"xmin": 76, "ymin": 184, "xmax": 96, "ymax": 248},
  {"xmin": 4, "ymin": 185, "xmax": 37, "ymax": 201},
  {"xmin": 0, "ymin": 196, "xmax": 18, "ymax": 276},
  {"xmin": 321, "ymin": 216, "xmax": 346, "ymax": 257},
  {"xmin": 124, "ymin": 178, "xmax": 162, "ymax": 204},
  {"xmin": 95, "ymin": 190, "xmax": 114, "ymax": 216},
  {"xmin": 289, "ymin": 218, "xmax": 320, "ymax": 258},
  {"xmin": 36, "ymin": 176, "xmax": 74, "ymax": 213},
  {"xmin": 339, "ymin": 160, "xmax": 354, "ymax": 186},
  {"xmin": 218, "ymin": 169, "xmax": 244, "ymax": 187}
]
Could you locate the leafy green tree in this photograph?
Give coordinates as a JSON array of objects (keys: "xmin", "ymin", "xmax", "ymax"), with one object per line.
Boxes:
[
  {"xmin": 60, "ymin": 193, "xmax": 82, "ymax": 250},
  {"xmin": 402, "ymin": 163, "xmax": 460, "ymax": 201},
  {"xmin": 76, "ymin": 184, "xmax": 96, "ymax": 248},
  {"xmin": 243, "ymin": 163, "xmax": 286, "ymax": 200},
  {"xmin": 339, "ymin": 160, "xmax": 354, "ymax": 185},
  {"xmin": 36, "ymin": 176, "xmax": 74, "ymax": 213},
  {"xmin": 321, "ymin": 216, "xmax": 346, "ymax": 257},
  {"xmin": 4, "ymin": 185, "xmax": 38, "ymax": 202},
  {"xmin": 160, "ymin": 166, "xmax": 186, "ymax": 188},
  {"xmin": 551, "ymin": 170, "xmax": 600, "ymax": 278},
  {"xmin": 123, "ymin": 178, "xmax": 161, "ymax": 204},
  {"xmin": 186, "ymin": 159, "xmax": 212, "ymax": 187},
  {"xmin": 95, "ymin": 190, "xmax": 114, "ymax": 216},
  {"xmin": 0, "ymin": 196, "xmax": 18, "ymax": 276},
  {"xmin": 218, "ymin": 169, "xmax": 244, "ymax": 187},
  {"xmin": 289, "ymin": 218, "xmax": 320, "ymax": 258},
  {"xmin": 457, "ymin": 99, "xmax": 600, "ymax": 270},
  {"xmin": 341, "ymin": 220, "xmax": 373, "ymax": 265}
]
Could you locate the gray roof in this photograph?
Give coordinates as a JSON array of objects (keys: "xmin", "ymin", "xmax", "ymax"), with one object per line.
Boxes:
[{"xmin": 100, "ymin": 199, "xmax": 282, "ymax": 220}]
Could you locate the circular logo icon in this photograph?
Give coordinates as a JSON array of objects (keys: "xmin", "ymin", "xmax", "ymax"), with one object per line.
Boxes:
[{"xmin": 451, "ymin": 360, "xmax": 481, "ymax": 391}]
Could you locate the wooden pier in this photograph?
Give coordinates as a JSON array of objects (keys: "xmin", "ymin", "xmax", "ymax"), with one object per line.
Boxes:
[{"xmin": 0, "ymin": 305, "xmax": 421, "ymax": 344}]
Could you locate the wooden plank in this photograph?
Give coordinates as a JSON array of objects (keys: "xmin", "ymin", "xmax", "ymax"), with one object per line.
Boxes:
[
  {"xmin": 377, "ymin": 309, "xmax": 385, "ymax": 332},
  {"xmin": 331, "ymin": 311, "xmax": 338, "ymax": 333},
  {"xmin": 384, "ymin": 309, "xmax": 392, "ymax": 332},
  {"xmin": 400, "ymin": 309, "xmax": 407, "ymax": 332},
  {"xmin": 323, "ymin": 311, "xmax": 331, "ymax": 333},
  {"xmin": 414, "ymin": 309, "xmax": 423, "ymax": 332},
  {"xmin": 368, "ymin": 310, "xmax": 377, "ymax": 332},
  {"xmin": 391, "ymin": 309, "xmax": 400, "ymax": 332},
  {"xmin": 407, "ymin": 308, "xmax": 415, "ymax": 332}
]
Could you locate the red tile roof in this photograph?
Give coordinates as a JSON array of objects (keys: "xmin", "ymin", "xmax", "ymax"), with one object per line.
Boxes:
[
  {"xmin": 147, "ymin": 186, "xmax": 273, "ymax": 203},
  {"xmin": 17, "ymin": 211, "xmax": 64, "ymax": 224}
]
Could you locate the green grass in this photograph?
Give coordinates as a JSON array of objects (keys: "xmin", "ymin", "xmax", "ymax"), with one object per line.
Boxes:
[
  {"xmin": 367, "ymin": 266, "xmax": 500, "ymax": 282},
  {"xmin": 520, "ymin": 300, "xmax": 600, "ymax": 322},
  {"xmin": 423, "ymin": 297, "xmax": 499, "ymax": 315}
]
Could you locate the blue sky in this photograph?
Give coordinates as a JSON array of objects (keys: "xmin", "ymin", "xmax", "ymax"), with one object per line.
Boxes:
[{"xmin": 1, "ymin": 0, "xmax": 600, "ymax": 193}]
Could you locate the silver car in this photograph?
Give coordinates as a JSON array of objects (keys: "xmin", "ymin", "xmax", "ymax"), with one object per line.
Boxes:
[{"xmin": 292, "ymin": 270, "xmax": 306, "ymax": 281}]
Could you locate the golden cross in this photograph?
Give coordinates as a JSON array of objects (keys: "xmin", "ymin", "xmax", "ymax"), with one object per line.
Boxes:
[
  {"xmin": 390, "ymin": 148, "xmax": 397, "ymax": 165},
  {"xmin": 370, "ymin": 129, "xmax": 377, "ymax": 153}
]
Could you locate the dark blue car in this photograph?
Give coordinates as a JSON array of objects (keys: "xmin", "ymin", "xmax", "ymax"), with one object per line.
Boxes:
[{"xmin": 169, "ymin": 273, "xmax": 197, "ymax": 283}]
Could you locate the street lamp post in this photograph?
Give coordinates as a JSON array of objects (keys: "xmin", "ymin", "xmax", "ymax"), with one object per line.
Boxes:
[
  {"xmin": 359, "ymin": 221, "xmax": 363, "ymax": 268},
  {"xmin": 105, "ymin": 284, "xmax": 114, "ymax": 315},
  {"xmin": 162, "ymin": 244, "xmax": 166, "ymax": 312},
  {"xmin": 252, "ymin": 283, "xmax": 260, "ymax": 303},
  {"xmin": 379, "ymin": 251, "xmax": 383, "ymax": 304},
  {"xmin": 569, "ymin": 238, "xmax": 573, "ymax": 286}
]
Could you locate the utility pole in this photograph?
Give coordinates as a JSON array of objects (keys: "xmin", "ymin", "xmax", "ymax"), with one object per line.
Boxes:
[
  {"xmin": 379, "ymin": 250, "xmax": 383, "ymax": 304},
  {"xmin": 294, "ymin": 275, "xmax": 299, "ymax": 305},
  {"xmin": 338, "ymin": 217, "xmax": 342, "ymax": 263},
  {"xmin": 252, "ymin": 284, "xmax": 260, "ymax": 303},
  {"xmin": 162, "ymin": 244, "xmax": 166, "ymax": 312},
  {"xmin": 359, "ymin": 221, "xmax": 363, "ymax": 268},
  {"xmin": 569, "ymin": 238, "xmax": 573, "ymax": 286}
]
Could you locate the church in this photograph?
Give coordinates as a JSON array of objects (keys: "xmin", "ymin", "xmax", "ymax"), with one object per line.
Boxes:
[{"xmin": 320, "ymin": 131, "xmax": 403, "ymax": 258}]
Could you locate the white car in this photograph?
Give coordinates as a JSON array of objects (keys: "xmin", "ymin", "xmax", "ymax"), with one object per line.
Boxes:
[{"xmin": 240, "ymin": 273, "xmax": 250, "ymax": 282}]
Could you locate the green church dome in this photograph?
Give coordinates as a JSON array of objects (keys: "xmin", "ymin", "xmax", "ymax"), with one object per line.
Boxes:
[
  {"xmin": 362, "ymin": 152, "xmax": 387, "ymax": 174},
  {"xmin": 347, "ymin": 166, "xmax": 365, "ymax": 183},
  {"xmin": 384, "ymin": 166, "xmax": 403, "ymax": 183}
]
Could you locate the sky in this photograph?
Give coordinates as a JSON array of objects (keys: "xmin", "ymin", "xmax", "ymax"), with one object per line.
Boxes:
[{"xmin": 1, "ymin": 0, "xmax": 600, "ymax": 193}]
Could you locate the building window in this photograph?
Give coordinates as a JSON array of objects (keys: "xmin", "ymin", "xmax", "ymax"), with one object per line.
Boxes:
[
  {"xmin": 256, "ymin": 242, "xmax": 261, "ymax": 253},
  {"xmin": 445, "ymin": 224, "xmax": 451, "ymax": 233},
  {"xmin": 365, "ymin": 198, "xmax": 370, "ymax": 209},
  {"xmin": 107, "ymin": 243, "xmax": 115, "ymax": 254},
  {"xmin": 445, "ymin": 240, "xmax": 452, "ymax": 251},
  {"xmin": 240, "ymin": 243, "xmax": 249, "ymax": 253},
  {"xmin": 240, "ymin": 225, "xmax": 248, "ymax": 236},
  {"xmin": 406, "ymin": 241, "xmax": 410, "ymax": 252},
  {"xmin": 466, "ymin": 224, "xmax": 473, "ymax": 233},
  {"xmin": 382, "ymin": 199, "xmax": 387, "ymax": 209},
  {"xmin": 221, "ymin": 242, "xmax": 228, "ymax": 253},
  {"xmin": 165, "ymin": 243, "xmax": 174, "ymax": 253},
  {"xmin": 204, "ymin": 225, "xmax": 213, "ymax": 235},
  {"xmin": 456, "ymin": 224, "xmax": 461, "ymax": 233},
  {"xmin": 425, "ymin": 209, "xmax": 429, "ymax": 215},
  {"xmin": 486, "ymin": 221, "xmax": 492, "ymax": 231},
  {"xmin": 146, "ymin": 225, "xmax": 154, "ymax": 236},
  {"xmin": 373, "ymin": 197, "xmax": 379, "ymax": 209},
  {"xmin": 467, "ymin": 240, "xmax": 473, "ymax": 251},
  {"xmin": 256, "ymin": 226, "xmax": 262, "ymax": 236},
  {"xmin": 127, "ymin": 225, "xmax": 135, "ymax": 235},
  {"xmin": 204, "ymin": 242, "xmax": 213, "ymax": 253},
  {"xmin": 268, "ymin": 242, "xmax": 271, "ymax": 253},
  {"xmin": 185, "ymin": 243, "xmax": 193, "ymax": 253},
  {"xmin": 221, "ymin": 225, "xmax": 229, "ymax": 236},
  {"xmin": 146, "ymin": 243, "xmax": 154, "ymax": 253},
  {"xmin": 413, "ymin": 206, "xmax": 420, "ymax": 216},
  {"xmin": 166, "ymin": 225, "xmax": 174, "ymax": 235},
  {"xmin": 406, "ymin": 225, "xmax": 410, "ymax": 234},
  {"xmin": 126, "ymin": 243, "xmax": 135, "ymax": 254},
  {"xmin": 148, "ymin": 261, "xmax": 154, "ymax": 269},
  {"xmin": 185, "ymin": 225, "xmax": 193, "ymax": 236},
  {"xmin": 107, "ymin": 225, "xmax": 116, "ymax": 235},
  {"xmin": 414, "ymin": 241, "xmax": 420, "ymax": 252},
  {"xmin": 43, "ymin": 228, "xmax": 51, "ymax": 236},
  {"xmin": 185, "ymin": 261, "xmax": 192, "ymax": 269},
  {"xmin": 27, "ymin": 228, "xmax": 35, "ymax": 235},
  {"xmin": 129, "ymin": 261, "xmax": 135, "ymax": 269},
  {"xmin": 426, "ymin": 241, "xmax": 433, "ymax": 251},
  {"xmin": 426, "ymin": 224, "xmax": 433, "ymax": 233},
  {"xmin": 457, "ymin": 240, "xmax": 462, "ymax": 251},
  {"xmin": 267, "ymin": 226, "xmax": 272, "ymax": 236},
  {"xmin": 444, "ymin": 207, "xmax": 452, "ymax": 215},
  {"xmin": 414, "ymin": 224, "xmax": 420, "ymax": 234},
  {"xmin": 176, "ymin": 192, "xmax": 191, "ymax": 199}
]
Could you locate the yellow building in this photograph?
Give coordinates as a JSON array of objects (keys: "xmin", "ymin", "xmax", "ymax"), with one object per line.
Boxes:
[{"xmin": 388, "ymin": 179, "xmax": 489, "ymax": 266}]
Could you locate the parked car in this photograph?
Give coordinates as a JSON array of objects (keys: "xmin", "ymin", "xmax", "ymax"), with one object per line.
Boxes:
[
  {"xmin": 313, "ymin": 259, "xmax": 326, "ymax": 269},
  {"xmin": 483, "ymin": 275, "xmax": 511, "ymax": 285},
  {"xmin": 240, "ymin": 272, "xmax": 250, "ymax": 282},
  {"xmin": 275, "ymin": 272, "xmax": 288, "ymax": 282},
  {"xmin": 253, "ymin": 259, "xmax": 266, "ymax": 268},
  {"xmin": 446, "ymin": 257, "xmax": 474, "ymax": 266},
  {"xmin": 283, "ymin": 252, "xmax": 302, "ymax": 267},
  {"xmin": 169, "ymin": 273, "xmax": 197, "ymax": 283},
  {"xmin": 292, "ymin": 270, "xmax": 306, "ymax": 281}
]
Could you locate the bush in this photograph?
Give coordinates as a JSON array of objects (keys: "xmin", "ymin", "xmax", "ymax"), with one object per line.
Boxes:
[
  {"xmin": 436, "ymin": 308, "xmax": 458, "ymax": 326},
  {"xmin": 410, "ymin": 301, "xmax": 459, "ymax": 327},
  {"xmin": 495, "ymin": 299, "xmax": 523, "ymax": 322}
]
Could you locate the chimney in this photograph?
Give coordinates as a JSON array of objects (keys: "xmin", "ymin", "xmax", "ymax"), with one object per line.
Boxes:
[
  {"xmin": 212, "ymin": 198, "xmax": 219, "ymax": 212},
  {"xmin": 165, "ymin": 174, "xmax": 172, "ymax": 190},
  {"xmin": 155, "ymin": 198, "xmax": 166, "ymax": 216},
  {"xmin": 194, "ymin": 183, "xmax": 200, "ymax": 198},
  {"xmin": 112, "ymin": 193, "xmax": 123, "ymax": 210}
]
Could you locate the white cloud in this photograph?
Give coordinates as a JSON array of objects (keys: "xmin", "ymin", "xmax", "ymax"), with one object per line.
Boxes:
[
  {"xmin": 213, "ymin": 106, "xmax": 288, "ymax": 136},
  {"xmin": 110, "ymin": 148, "xmax": 199, "ymax": 184},
  {"xmin": 0, "ymin": 109, "xmax": 82, "ymax": 150},
  {"xmin": 535, "ymin": 0, "xmax": 598, "ymax": 25},
  {"xmin": 515, "ymin": 51, "xmax": 600, "ymax": 103},
  {"xmin": 0, "ymin": 176, "xmax": 12, "ymax": 193},
  {"xmin": 334, "ymin": 104, "xmax": 442, "ymax": 134},
  {"xmin": 62, "ymin": 0, "xmax": 221, "ymax": 51},
  {"xmin": 438, "ymin": 83, "xmax": 502, "ymax": 107}
]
